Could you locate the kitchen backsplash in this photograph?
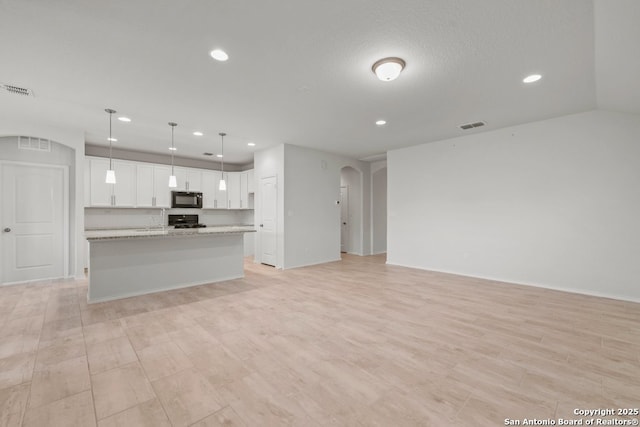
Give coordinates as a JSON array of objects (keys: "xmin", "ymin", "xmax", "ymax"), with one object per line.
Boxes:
[{"xmin": 85, "ymin": 208, "xmax": 254, "ymax": 229}]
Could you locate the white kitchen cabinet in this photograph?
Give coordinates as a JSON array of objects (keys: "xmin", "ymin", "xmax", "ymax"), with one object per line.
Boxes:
[
  {"xmin": 112, "ymin": 161, "xmax": 136, "ymax": 207},
  {"xmin": 89, "ymin": 158, "xmax": 112, "ymax": 207},
  {"xmin": 202, "ymin": 170, "xmax": 226, "ymax": 209},
  {"xmin": 136, "ymin": 164, "xmax": 154, "ymax": 207},
  {"xmin": 88, "ymin": 157, "xmax": 136, "ymax": 207},
  {"xmin": 173, "ymin": 167, "xmax": 202, "ymax": 191},
  {"xmin": 86, "ymin": 156, "xmax": 254, "ymax": 211},
  {"xmin": 247, "ymin": 169, "xmax": 255, "ymax": 193},
  {"xmin": 84, "ymin": 160, "xmax": 91, "ymax": 207},
  {"xmin": 154, "ymin": 166, "xmax": 172, "ymax": 207},
  {"xmin": 226, "ymin": 172, "xmax": 241, "ymax": 209},
  {"xmin": 173, "ymin": 168, "xmax": 187, "ymax": 191},
  {"xmin": 136, "ymin": 164, "xmax": 172, "ymax": 208},
  {"xmin": 186, "ymin": 169, "xmax": 202, "ymax": 191},
  {"xmin": 240, "ymin": 171, "xmax": 249, "ymax": 209}
]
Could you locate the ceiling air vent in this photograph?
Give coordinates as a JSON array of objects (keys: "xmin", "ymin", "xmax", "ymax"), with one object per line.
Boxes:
[
  {"xmin": 203, "ymin": 152, "xmax": 213, "ymax": 156},
  {"xmin": 18, "ymin": 136, "xmax": 51, "ymax": 152},
  {"xmin": 1, "ymin": 83, "xmax": 34, "ymax": 97},
  {"xmin": 459, "ymin": 121, "xmax": 486, "ymax": 130}
]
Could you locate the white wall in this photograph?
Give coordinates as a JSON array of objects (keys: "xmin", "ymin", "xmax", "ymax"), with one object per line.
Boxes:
[
  {"xmin": 388, "ymin": 110, "xmax": 640, "ymax": 302},
  {"xmin": 340, "ymin": 166, "xmax": 363, "ymax": 255},
  {"xmin": 0, "ymin": 121, "xmax": 85, "ymax": 280},
  {"xmin": 283, "ymin": 144, "xmax": 370, "ymax": 269},
  {"xmin": 254, "ymin": 143, "xmax": 371, "ymax": 269},
  {"xmin": 371, "ymin": 160, "xmax": 387, "ymax": 254}
]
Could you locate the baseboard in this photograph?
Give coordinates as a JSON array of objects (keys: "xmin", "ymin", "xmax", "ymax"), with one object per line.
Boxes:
[
  {"xmin": 283, "ymin": 257, "xmax": 342, "ymax": 270},
  {"xmin": 385, "ymin": 261, "xmax": 640, "ymax": 304}
]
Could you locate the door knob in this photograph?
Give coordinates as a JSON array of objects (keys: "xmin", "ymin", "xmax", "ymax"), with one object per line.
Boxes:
[
  {"xmin": 342, "ymin": 222, "xmax": 347, "ymax": 225},
  {"xmin": 259, "ymin": 224, "xmax": 264, "ymax": 227},
  {"xmin": 3, "ymin": 227, "xmax": 10, "ymax": 232}
]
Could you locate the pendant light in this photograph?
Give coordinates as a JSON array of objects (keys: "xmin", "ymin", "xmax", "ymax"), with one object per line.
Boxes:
[
  {"xmin": 218, "ymin": 132, "xmax": 227, "ymax": 191},
  {"xmin": 105, "ymin": 108, "xmax": 117, "ymax": 184},
  {"xmin": 168, "ymin": 122, "xmax": 177, "ymax": 188}
]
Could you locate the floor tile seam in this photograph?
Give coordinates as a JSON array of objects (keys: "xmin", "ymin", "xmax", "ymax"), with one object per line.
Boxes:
[
  {"xmin": 94, "ymin": 395, "xmax": 157, "ymax": 423},
  {"xmin": 89, "ymin": 326, "xmax": 171, "ymax": 424},
  {"xmin": 22, "ymin": 293, "xmax": 48, "ymax": 421},
  {"xmin": 186, "ymin": 404, "xmax": 233, "ymax": 427},
  {"xmin": 77, "ymin": 287, "xmax": 104, "ymax": 427}
]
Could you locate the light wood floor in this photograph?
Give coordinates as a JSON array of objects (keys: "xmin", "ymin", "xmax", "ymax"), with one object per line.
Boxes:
[{"xmin": 1, "ymin": 254, "xmax": 639, "ymax": 426}]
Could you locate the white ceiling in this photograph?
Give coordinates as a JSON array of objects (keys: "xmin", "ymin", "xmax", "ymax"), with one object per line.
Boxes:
[{"xmin": 0, "ymin": 1, "xmax": 637, "ymax": 165}]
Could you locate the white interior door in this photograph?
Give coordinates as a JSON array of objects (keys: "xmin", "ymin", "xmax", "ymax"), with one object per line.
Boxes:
[
  {"xmin": 1, "ymin": 163, "xmax": 67, "ymax": 284},
  {"xmin": 340, "ymin": 186, "xmax": 349, "ymax": 253},
  {"xmin": 260, "ymin": 176, "xmax": 277, "ymax": 266}
]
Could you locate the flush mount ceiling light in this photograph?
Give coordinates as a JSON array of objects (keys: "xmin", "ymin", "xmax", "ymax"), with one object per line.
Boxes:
[
  {"xmin": 168, "ymin": 122, "xmax": 178, "ymax": 188},
  {"xmin": 118, "ymin": 116, "xmax": 131, "ymax": 122},
  {"xmin": 210, "ymin": 49, "xmax": 229, "ymax": 61},
  {"xmin": 218, "ymin": 132, "xmax": 227, "ymax": 191},
  {"xmin": 105, "ymin": 108, "xmax": 117, "ymax": 184},
  {"xmin": 375, "ymin": 120, "xmax": 387, "ymax": 126},
  {"xmin": 372, "ymin": 57, "xmax": 406, "ymax": 81},
  {"xmin": 107, "ymin": 137, "xmax": 118, "ymax": 142},
  {"xmin": 247, "ymin": 142, "xmax": 256, "ymax": 147},
  {"xmin": 193, "ymin": 131, "xmax": 203, "ymax": 136},
  {"xmin": 523, "ymin": 74, "xmax": 542, "ymax": 83}
]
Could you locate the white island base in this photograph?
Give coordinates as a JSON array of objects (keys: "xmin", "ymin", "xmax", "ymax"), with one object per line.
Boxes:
[{"xmin": 87, "ymin": 232, "xmax": 246, "ymax": 303}]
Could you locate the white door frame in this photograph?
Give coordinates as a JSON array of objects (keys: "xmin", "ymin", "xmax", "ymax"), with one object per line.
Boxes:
[
  {"xmin": 0, "ymin": 161, "xmax": 69, "ymax": 285},
  {"xmin": 340, "ymin": 185, "xmax": 349, "ymax": 253},
  {"xmin": 259, "ymin": 175, "xmax": 277, "ymax": 267}
]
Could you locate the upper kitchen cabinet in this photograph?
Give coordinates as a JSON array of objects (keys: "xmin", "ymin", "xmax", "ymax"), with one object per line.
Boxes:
[
  {"xmin": 240, "ymin": 170, "xmax": 254, "ymax": 209},
  {"xmin": 173, "ymin": 167, "xmax": 202, "ymax": 192},
  {"xmin": 85, "ymin": 157, "xmax": 254, "ymax": 210},
  {"xmin": 87, "ymin": 157, "xmax": 136, "ymax": 207},
  {"xmin": 136, "ymin": 164, "xmax": 172, "ymax": 208},
  {"xmin": 201, "ymin": 170, "xmax": 227, "ymax": 209},
  {"xmin": 226, "ymin": 172, "xmax": 241, "ymax": 209},
  {"xmin": 247, "ymin": 169, "xmax": 255, "ymax": 194}
]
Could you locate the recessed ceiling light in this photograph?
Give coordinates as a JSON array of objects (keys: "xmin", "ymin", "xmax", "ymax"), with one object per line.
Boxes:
[
  {"xmin": 247, "ymin": 142, "xmax": 256, "ymax": 147},
  {"xmin": 168, "ymin": 147, "xmax": 177, "ymax": 151},
  {"xmin": 118, "ymin": 117, "xmax": 131, "ymax": 122},
  {"xmin": 523, "ymin": 74, "xmax": 542, "ymax": 83},
  {"xmin": 375, "ymin": 120, "xmax": 387, "ymax": 126},
  {"xmin": 193, "ymin": 131, "xmax": 203, "ymax": 136},
  {"xmin": 107, "ymin": 137, "xmax": 118, "ymax": 142},
  {"xmin": 210, "ymin": 49, "xmax": 229, "ymax": 61},
  {"xmin": 372, "ymin": 57, "xmax": 406, "ymax": 81},
  {"xmin": 216, "ymin": 154, "xmax": 223, "ymax": 158}
]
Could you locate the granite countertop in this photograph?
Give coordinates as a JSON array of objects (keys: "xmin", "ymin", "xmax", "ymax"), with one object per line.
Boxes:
[{"xmin": 85, "ymin": 225, "xmax": 256, "ymax": 241}]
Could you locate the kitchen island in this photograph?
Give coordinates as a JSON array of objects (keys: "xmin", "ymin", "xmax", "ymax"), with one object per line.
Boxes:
[{"xmin": 85, "ymin": 226, "xmax": 255, "ymax": 303}]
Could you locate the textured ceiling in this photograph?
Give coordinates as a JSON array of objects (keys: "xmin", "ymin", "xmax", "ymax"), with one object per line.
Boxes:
[{"xmin": 0, "ymin": 0, "xmax": 633, "ymax": 164}]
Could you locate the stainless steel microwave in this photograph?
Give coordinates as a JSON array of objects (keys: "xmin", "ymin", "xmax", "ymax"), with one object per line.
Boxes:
[{"xmin": 171, "ymin": 191, "xmax": 203, "ymax": 208}]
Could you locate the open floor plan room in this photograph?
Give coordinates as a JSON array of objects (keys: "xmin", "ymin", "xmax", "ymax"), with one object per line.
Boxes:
[{"xmin": 1, "ymin": 255, "xmax": 638, "ymax": 426}]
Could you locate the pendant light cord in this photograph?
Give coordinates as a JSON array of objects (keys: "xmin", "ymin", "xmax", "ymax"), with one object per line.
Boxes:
[
  {"xmin": 219, "ymin": 132, "xmax": 226, "ymax": 173},
  {"xmin": 108, "ymin": 111, "xmax": 113, "ymax": 170},
  {"xmin": 170, "ymin": 124, "xmax": 175, "ymax": 174},
  {"xmin": 105, "ymin": 108, "xmax": 116, "ymax": 170}
]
